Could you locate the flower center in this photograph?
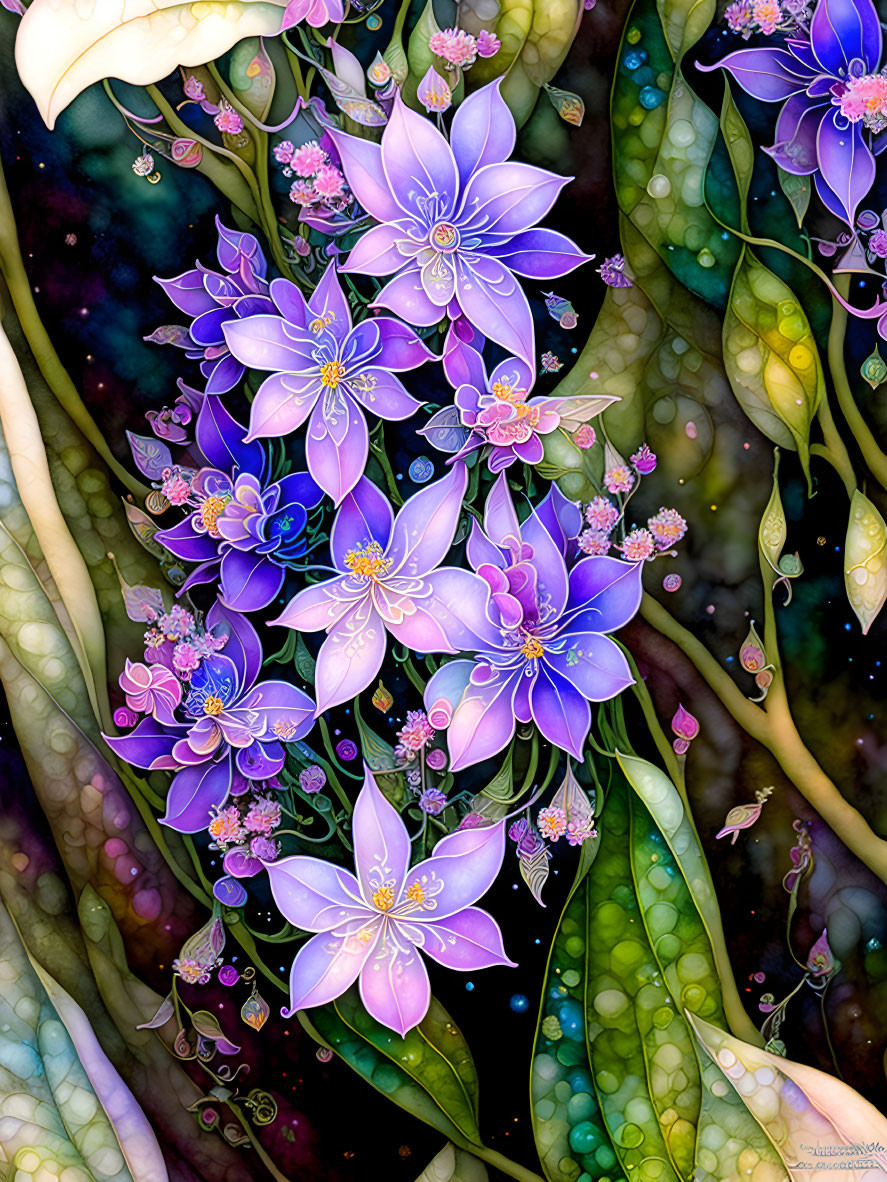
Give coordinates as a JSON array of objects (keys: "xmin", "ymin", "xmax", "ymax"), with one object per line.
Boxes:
[
  {"xmin": 372, "ymin": 885, "xmax": 395, "ymax": 911},
  {"xmin": 273, "ymin": 719, "xmax": 299, "ymax": 739},
  {"xmin": 203, "ymin": 695, "xmax": 225, "ymax": 716},
  {"xmin": 200, "ymin": 495, "xmax": 230, "ymax": 536},
  {"xmin": 520, "ymin": 635, "xmax": 544, "ymax": 660},
  {"xmin": 405, "ymin": 881, "xmax": 425, "ymax": 904},
  {"xmin": 345, "ymin": 541, "xmax": 392, "ymax": 581},
  {"xmin": 320, "ymin": 360, "xmax": 346, "ymax": 388},
  {"xmin": 837, "ymin": 72, "xmax": 887, "ymax": 131},
  {"xmin": 430, "ymin": 221, "xmax": 460, "ymax": 253}
]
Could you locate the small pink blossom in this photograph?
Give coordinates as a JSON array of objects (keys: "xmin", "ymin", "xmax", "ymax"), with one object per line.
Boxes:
[
  {"xmin": 604, "ymin": 465, "xmax": 634, "ymax": 494},
  {"xmin": 585, "ymin": 495, "xmax": 619, "ymax": 533},
  {"xmin": 630, "ymin": 443, "xmax": 657, "ymax": 474},
  {"xmin": 245, "ymin": 797, "xmax": 282, "ymax": 835},
  {"xmin": 273, "ymin": 140, "xmax": 295, "ymax": 164},
  {"xmin": 290, "ymin": 140, "xmax": 328, "ymax": 177},
  {"xmin": 214, "ymin": 105, "xmax": 244, "ymax": 135},
  {"xmin": 429, "ymin": 27, "xmax": 478, "ymax": 67},
  {"xmin": 183, "ymin": 75, "xmax": 206, "ymax": 102},
  {"xmin": 397, "ymin": 710, "xmax": 435, "ymax": 753},
  {"xmin": 250, "ymin": 835, "xmax": 279, "ymax": 861},
  {"xmin": 208, "ymin": 806, "xmax": 247, "ymax": 848},
  {"xmin": 572, "ymin": 424, "xmax": 596, "ymax": 449},
  {"xmin": 289, "ymin": 180, "xmax": 317, "ymax": 206},
  {"xmin": 752, "ymin": 0, "xmax": 781, "ymax": 32},
  {"xmin": 725, "ymin": 0, "xmax": 754, "ymax": 34},
  {"xmin": 566, "ymin": 818, "xmax": 596, "ymax": 846},
  {"xmin": 476, "ymin": 29, "xmax": 501, "ymax": 57},
  {"xmin": 671, "ymin": 703, "xmax": 700, "ymax": 741},
  {"xmin": 172, "ymin": 642, "xmax": 201, "ymax": 678},
  {"xmin": 417, "ymin": 65, "xmax": 453, "ymax": 113},
  {"xmin": 648, "ymin": 507, "xmax": 688, "ymax": 548},
  {"xmin": 161, "ymin": 468, "xmax": 191, "ymax": 505},
  {"xmin": 312, "ymin": 164, "xmax": 346, "ymax": 198},
  {"xmin": 118, "ymin": 659, "xmax": 182, "ymax": 721},
  {"xmin": 578, "ymin": 528, "xmax": 611, "ymax": 556},
  {"xmin": 538, "ymin": 806, "xmax": 567, "ymax": 841},
  {"xmin": 622, "ymin": 528, "xmax": 655, "ymax": 562},
  {"xmin": 172, "ymin": 956, "xmax": 210, "ymax": 985},
  {"xmin": 869, "ymin": 229, "xmax": 887, "ymax": 257},
  {"xmin": 160, "ymin": 605, "xmax": 194, "ymax": 640}
]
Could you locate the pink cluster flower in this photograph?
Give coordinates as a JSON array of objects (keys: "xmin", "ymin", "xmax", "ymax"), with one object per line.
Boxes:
[
  {"xmin": 160, "ymin": 605, "xmax": 194, "ymax": 640},
  {"xmin": 578, "ymin": 528, "xmax": 611, "ymax": 555},
  {"xmin": 290, "ymin": 140, "xmax": 328, "ymax": 176},
  {"xmin": 869, "ymin": 228, "xmax": 887, "ymax": 257},
  {"xmin": 630, "ymin": 443, "xmax": 657, "ymax": 474},
  {"xmin": 566, "ymin": 818, "xmax": 596, "ymax": 846},
  {"xmin": 273, "ymin": 139, "xmax": 295, "ymax": 164},
  {"xmin": 839, "ymin": 73, "xmax": 887, "ymax": 132},
  {"xmin": 172, "ymin": 642, "xmax": 200, "ymax": 677},
  {"xmin": 604, "ymin": 465, "xmax": 634, "ymax": 494},
  {"xmin": 397, "ymin": 710, "xmax": 435, "ymax": 754},
  {"xmin": 313, "ymin": 163, "xmax": 346, "ymax": 198},
  {"xmin": 622, "ymin": 528, "xmax": 655, "ymax": 562},
  {"xmin": 572, "ymin": 424, "xmax": 596, "ymax": 449},
  {"xmin": 183, "ymin": 75, "xmax": 206, "ymax": 102},
  {"xmin": 751, "ymin": 0, "xmax": 781, "ymax": 32},
  {"xmin": 429, "ymin": 27, "xmax": 478, "ymax": 67},
  {"xmin": 161, "ymin": 467, "xmax": 191, "ymax": 506},
  {"xmin": 725, "ymin": 0, "xmax": 755, "ymax": 35},
  {"xmin": 476, "ymin": 29, "xmax": 501, "ymax": 57},
  {"xmin": 538, "ymin": 806, "xmax": 567, "ymax": 841},
  {"xmin": 245, "ymin": 797, "xmax": 282, "ymax": 835},
  {"xmin": 214, "ymin": 103, "xmax": 244, "ymax": 135},
  {"xmin": 208, "ymin": 806, "xmax": 247, "ymax": 848},
  {"xmin": 282, "ymin": 139, "xmax": 354, "ymax": 221},
  {"xmin": 250, "ymin": 835, "xmax": 279, "ymax": 861},
  {"xmin": 585, "ymin": 495, "xmax": 619, "ymax": 533},
  {"xmin": 648, "ymin": 507, "xmax": 688, "ymax": 549},
  {"xmin": 172, "ymin": 956, "xmax": 211, "ymax": 985}
]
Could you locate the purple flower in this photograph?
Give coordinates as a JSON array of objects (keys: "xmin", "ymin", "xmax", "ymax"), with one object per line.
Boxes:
[
  {"xmin": 155, "ymin": 397, "xmax": 322, "ymax": 613},
  {"xmin": 104, "ymin": 605, "xmax": 314, "ymax": 833},
  {"xmin": 418, "ymin": 787, "xmax": 448, "ymax": 814},
  {"xmin": 299, "ymin": 764, "xmax": 327, "ymax": 793},
  {"xmin": 698, "ymin": 0, "xmax": 883, "ymax": 223},
  {"xmin": 281, "ymin": 0, "xmax": 344, "ymax": 29},
  {"xmin": 870, "ymin": 227, "xmax": 887, "ymax": 255},
  {"xmin": 598, "ymin": 254, "xmax": 633, "ymax": 287},
  {"xmin": 328, "ymin": 81, "xmax": 592, "ymax": 368},
  {"xmin": 223, "ymin": 261, "xmax": 434, "ymax": 503},
  {"xmin": 421, "ymin": 338, "xmax": 616, "ymax": 472},
  {"xmin": 264, "ymin": 766, "xmax": 515, "ymax": 1035},
  {"xmin": 273, "ymin": 464, "xmax": 493, "ymax": 712},
  {"xmin": 424, "ymin": 475, "xmax": 642, "ymax": 770},
  {"xmin": 151, "ymin": 219, "xmax": 274, "ymax": 394}
]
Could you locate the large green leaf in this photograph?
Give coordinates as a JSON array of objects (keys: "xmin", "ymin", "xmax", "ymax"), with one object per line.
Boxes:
[{"xmin": 312, "ymin": 988, "xmax": 482, "ymax": 1147}]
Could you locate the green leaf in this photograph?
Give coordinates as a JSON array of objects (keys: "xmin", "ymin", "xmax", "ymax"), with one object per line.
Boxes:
[
  {"xmin": 776, "ymin": 167, "xmax": 811, "ymax": 230},
  {"xmin": 844, "ymin": 489, "xmax": 887, "ymax": 635},
  {"xmin": 719, "ymin": 83, "xmax": 754, "ymax": 233},
  {"xmin": 294, "ymin": 633, "xmax": 316, "ymax": 684},
  {"xmin": 313, "ymin": 988, "xmax": 482, "ymax": 1146},
  {"xmin": 480, "ymin": 747, "xmax": 515, "ymax": 802},
  {"xmin": 229, "ymin": 38, "xmax": 275, "ymax": 122},
  {"xmin": 415, "ymin": 1143, "xmax": 489, "ymax": 1181},
  {"xmin": 722, "ymin": 246, "xmax": 823, "ymax": 490}
]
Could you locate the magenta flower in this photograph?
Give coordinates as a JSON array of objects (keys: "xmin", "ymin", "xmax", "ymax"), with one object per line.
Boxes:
[
  {"xmin": 273, "ymin": 465, "xmax": 492, "ymax": 712},
  {"xmin": 223, "ymin": 261, "xmax": 434, "ymax": 503},
  {"xmin": 329, "ymin": 81, "xmax": 592, "ymax": 367},
  {"xmin": 264, "ymin": 766, "xmax": 515, "ymax": 1035},
  {"xmin": 118, "ymin": 660, "xmax": 182, "ymax": 725},
  {"xmin": 281, "ymin": 0, "xmax": 344, "ymax": 28},
  {"xmin": 424, "ymin": 476, "xmax": 642, "ymax": 770}
]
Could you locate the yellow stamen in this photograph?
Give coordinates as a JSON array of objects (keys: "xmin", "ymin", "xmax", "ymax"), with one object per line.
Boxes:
[
  {"xmin": 372, "ymin": 885, "xmax": 394, "ymax": 912},
  {"xmin": 491, "ymin": 381, "xmax": 513, "ymax": 400},
  {"xmin": 345, "ymin": 541, "xmax": 392, "ymax": 581},
  {"xmin": 520, "ymin": 636, "xmax": 544, "ymax": 660},
  {"xmin": 320, "ymin": 360, "xmax": 346, "ymax": 388},
  {"xmin": 203, "ymin": 695, "xmax": 224, "ymax": 716},
  {"xmin": 405, "ymin": 881, "xmax": 425, "ymax": 904},
  {"xmin": 200, "ymin": 495, "xmax": 229, "ymax": 536}
]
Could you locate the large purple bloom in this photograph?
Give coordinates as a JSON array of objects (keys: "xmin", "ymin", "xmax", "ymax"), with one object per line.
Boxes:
[
  {"xmin": 104, "ymin": 605, "xmax": 314, "ymax": 832},
  {"xmin": 150, "ymin": 218, "xmax": 274, "ymax": 394},
  {"xmin": 328, "ymin": 80, "xmax": 592, "ymax": 368},
  {"xmin": 223, "ymin": 261, "xmax": 434, "ymax": 504},
  {"xmin": 698, "ymin": 0, "xmax": 883, "ymax": 223},
  {"xmin": 273, "ymin": 464, "xmax": 492, "ymax": 713},
  {"xmin": 424, "ymin": 475, "xmax": 642, "ymax": 770},
  {"xmin": 155, "ymin": 397, "xmax": 322, "ymax": 613},
  {"xmin": 265, "ymin": 766, "xmax": 515, "ymax": 1035}
]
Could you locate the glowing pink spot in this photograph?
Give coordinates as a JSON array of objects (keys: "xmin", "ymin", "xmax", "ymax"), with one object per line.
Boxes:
[
  {"xmin": 104, "ymin": 838, "xmax": 127, "ymax": 858},
  {"xmin": 685, "ymin": 421, "xmax": 697, "ymax": 439},
  {"xmin": 133, "ymin": 888, "xmax": 162, "ymax": 921}
]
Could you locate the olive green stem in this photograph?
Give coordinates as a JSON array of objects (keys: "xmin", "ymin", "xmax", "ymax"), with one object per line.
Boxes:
[
  {"xmin": 0, "ymin": 158, "xmax": 147, "ymax": 498},
  {"xmin": 639, "ymin": 593, "xmax": 887, "ymax": 883},
  {"xmin": 466, "ymin": 1146, "xmax": 544, "ymax": 1182},
  {"xmin": 830, "ymin": 274, "xmax": 887, "ymax": 493},
  {"xmin": 813, "ymin": 394, "xmax": 857, "ymax": 498}
]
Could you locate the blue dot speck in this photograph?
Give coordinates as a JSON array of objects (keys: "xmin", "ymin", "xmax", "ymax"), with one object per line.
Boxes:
[{"xmin": 510, "ymin": 994, "xmax": 530, "ymax": 1013}]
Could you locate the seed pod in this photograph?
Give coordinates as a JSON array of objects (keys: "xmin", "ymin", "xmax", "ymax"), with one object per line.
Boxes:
[{"xmin": 844, "ymin": 489, "xmax": 887, "ymax": 635}]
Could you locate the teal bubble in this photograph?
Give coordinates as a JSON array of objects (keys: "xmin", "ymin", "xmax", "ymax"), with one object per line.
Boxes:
[
  {"xmin": 567, "ymin": 1067, "xmax": 593, "ymax": 1093},
  {"xmin": 569, "ymin": 1120, "xmax": 603, "ymax": 1155},
  {"xmin": 557, "ymin": 999, "xmax": 584, "ymax": 1039},
  {"xmin": 639, "ymin": 86, "xmax": 666, "ymax": 109}
]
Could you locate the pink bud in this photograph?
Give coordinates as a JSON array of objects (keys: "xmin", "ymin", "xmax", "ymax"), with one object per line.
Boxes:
[
  {"xmin": 672, "ymin": 737, "xmax": 691, "ymax": 755},
  {"xmin": 427, "ymin": 698, "xmax": 453, "ymax": 729},
  {"xmin": 671, "ymin": 703, "xmax": 700, "ymax": 741}
]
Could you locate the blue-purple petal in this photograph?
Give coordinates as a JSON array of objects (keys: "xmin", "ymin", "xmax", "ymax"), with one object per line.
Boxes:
[{"xmin": 161, "ymin": 759, "xmax": 233, "ymax": 833}]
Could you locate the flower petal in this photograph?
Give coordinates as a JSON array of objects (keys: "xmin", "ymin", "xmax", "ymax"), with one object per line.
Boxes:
[
  {"xmin": 308, "ymin": 259, "xmax": 352, "ymax": 329},
  {"xmin": 220, "ymin": 548, "xmax": 283, "ymax": 613},
  {"xmin": 272, "ymin": 578, "xmax": 355, "ymax": 632},
  {"xmin": 206, "ymin": 599, "xmax": 263, "ymax": 690},
  {"xmin": 102, "ymin": 716, "xmax": 182, "ymax": 770},
  {"xmin": 331, "ymin": 476, "xmax": 395, "ymax": 570},
  {"xmin": 810, "ymin": 0, "xmax": 881, "ymax": 74},
  {"xmin": 404, "ymin": 820, "xmax": 507, "ymax": 924},
  {"xmin": 155, "ymin": 517, "xmax": 217, "ymax": 562},
  {"xmin": 326, "ymin": 131, "xmax": 404, "ymax": 223},
  {"xmin": 373, "ymin": 316, "xmax": 439, "ymax": 371},
  {"xmin": 344, "ymin": 222, "xmax": 409, "ymax": 276},
  {"xmin": 459, "ymin": 161, "xmax": 569, "ymax": 237},
  {"xmin": 264, "ymin": 855, "xmax": 366, "ymax": 930},
  {"xmin": 246, "ymin": 373, "xmax": 319, "ymax": 440},
  {"xmin": 695, "ymin": 47, "xmax": 814, "ymax": 101},
  {"xmin": 359, "ymin": 925, "xmax": 431, "ymax": 1035},
  {"xmin": 530, "ymin": 666, "xmax": 591, "ymax": 760},
  {"xmin": 306, "ymin": 395, "xmax": 369, "ymax": 505},
  {"xmin": 816, "ymin": 109, "xmax": 875, "ymax": 224},
  {"xmin": 420, "ymin": 566, "xmax": 501, "ymax": 650},
  {"xmin": 155, "ymin": 270, "xmax": 217, "ymax": 317},
  {"xmin": 372, "ymin": 267, "xmax": 446, "ymax": 328},
  {"xmin": 196, "ymin": 394, "xmax": 264, "ymax": 477},
  {"xmin": 239, "ymin": 679, "xmax": 315, "ymax": 741},
  {"xmin": 545, "ymin": 631, "xmax": 635, "ymax": 702},
  {"xmin": 161, "ymin": 759, "xmax": 233, "ymax": 833},
  {"xmin": 223, "ymin": 313, "xmax": 311, "ymax": 372},
  {"xmin": 566, "ymin": 555, "xmax": 644, "ymax": 633},
  {"xmin": 455, "ymin": 256, "xmax": 535, "ymax": 366},
  {"xmin": 521, "ymin": 508, "xmax": 570, "ymax": 617},
  {"xmin": 416, "ymin": 907, "xmax": 516, "ymax": 970},
  {"xmin": 382, "ymin": 93, "xmax": 460, "ymax": 221},
  {"xmin": 284, "ymin": 927, "xmax": 380, "ymax": 1016},
  {"xmin": 387, "ymin": 463, "xmax": 468, "ymax": 575},
  {"xmin": 483, "ymin": 470, "xmax": 521, "ymax": 545},
  {"xmin": 450, "ymin": 78, "xmax": 516, "ymax": 187},
  {"xmin": 444, "ymin": 670, "xmax": 519, "ymax": 772},
  {"xmin": 315, "ymin": 598, "xmax": 387, "ymax": 711},
  {"xmin": 488, "ymin": 227, "xmax": 592, "ymax": 279},
  {"xmin": 353, "ymin": 764, "xmax": 411, "ymax": 902},
  {"xmin": 346, "ymin": 368, "xmax": 424, "ymax": 420},
  {"xmin": 765, "ymin": 95, "xmax": 826, "ymax": 174}
]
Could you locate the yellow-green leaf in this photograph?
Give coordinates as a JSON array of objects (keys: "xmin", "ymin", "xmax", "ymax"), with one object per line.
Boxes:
[{"xmin": 844, "ymin": 489, "xmax": 887, "ymax": 635}]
